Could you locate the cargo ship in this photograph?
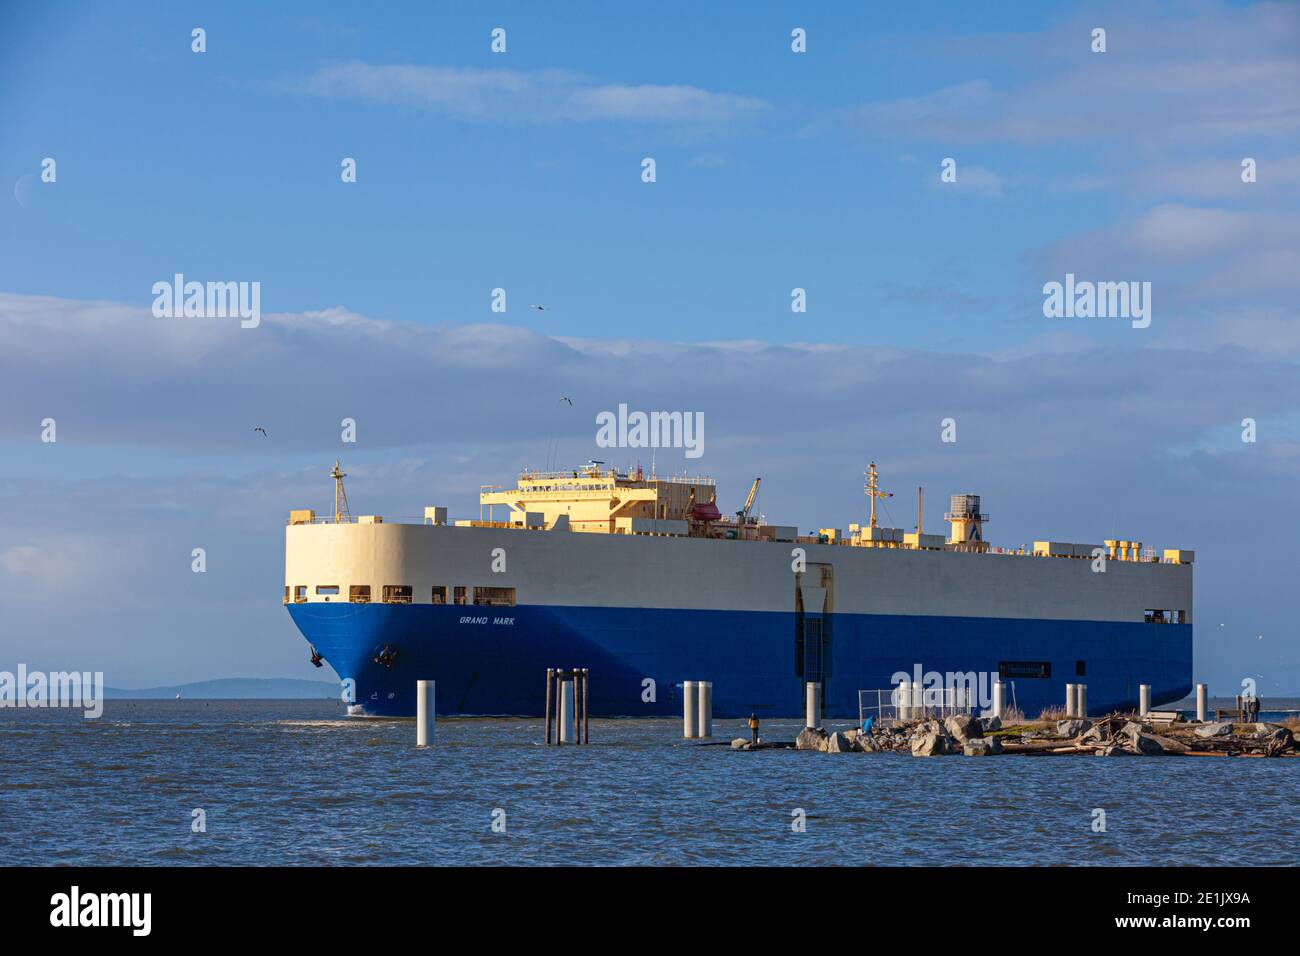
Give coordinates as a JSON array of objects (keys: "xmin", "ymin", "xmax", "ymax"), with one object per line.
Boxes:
[{"xmin": 285, "ymin": 461, "xmax": 1193, "ymax": 718}]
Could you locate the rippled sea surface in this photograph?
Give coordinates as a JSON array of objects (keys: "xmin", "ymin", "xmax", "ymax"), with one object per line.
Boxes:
[{"xmin": 1, "ymin": 701, "xmax": 1295, "ymax": 866}]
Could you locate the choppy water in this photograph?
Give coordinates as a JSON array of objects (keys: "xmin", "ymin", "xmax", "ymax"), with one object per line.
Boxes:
[{"xmin": 1, "ymin": 701, "xmax": 1294, "ymax": 866}]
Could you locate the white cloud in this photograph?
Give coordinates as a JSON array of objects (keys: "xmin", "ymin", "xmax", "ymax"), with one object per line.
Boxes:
[
  {"xmin": 296, "ymin": 61, "xmax": 767, "ymax": 125},
  {"xmin": 855, "ymin": 3, "xmax": 1300, "ymax": 144},
  {"xmin": 1034, "ymin": 204, "xmax": 1300, "ymax": 347},
  {"xmin": 928, "ymin": 163, "xmax": 1003, "ymax": 198}
]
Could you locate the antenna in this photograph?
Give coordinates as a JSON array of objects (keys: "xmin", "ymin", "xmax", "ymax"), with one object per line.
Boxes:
[
  {"xmin": 864, "ymin": 462, "xmax": 893, "ymax": 529},
  {"xmin": 331, "ymin": 460, "xmax": 352, "ymax": 523}
]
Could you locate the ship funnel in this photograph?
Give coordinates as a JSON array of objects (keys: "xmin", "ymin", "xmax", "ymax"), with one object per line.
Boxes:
[{"xmin": 944, "ymin": 494, "xmax": 989, "ymax": 551}]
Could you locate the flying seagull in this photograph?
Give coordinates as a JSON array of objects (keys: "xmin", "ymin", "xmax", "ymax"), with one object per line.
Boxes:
[
  {"xmin": 254, "ymin": 426, "xmax": 268, "ymax": 437},
  {"xmin": 529, "ymin": 304, "xmax": 547, "ymax": 311},
  {"xmin": 560, "ymin": 396, "xmax": 573, "ymax": 406}
]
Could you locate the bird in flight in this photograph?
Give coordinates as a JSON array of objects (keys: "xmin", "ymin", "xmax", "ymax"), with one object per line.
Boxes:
[
  {"xmin": 254, "ymin": 426, "xmax": 268, "ymax": 437},
  {"xmin": 560, "ymin": 396, "xmax": 573, "ymax": 406},
  {"xmin": 529, "ymin": 304, "xmax": 547, "ymax": 311}
]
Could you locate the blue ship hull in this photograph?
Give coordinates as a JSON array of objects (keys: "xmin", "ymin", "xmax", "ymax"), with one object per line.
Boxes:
[{"xmin": 288, "ymin": 603, "xmax": 1193, "ymax": 719}]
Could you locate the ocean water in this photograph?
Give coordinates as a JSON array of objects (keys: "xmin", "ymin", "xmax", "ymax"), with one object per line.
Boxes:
[{"xmin": 1, "ymin": 700, "xmax": 1295, "ymax": 866}]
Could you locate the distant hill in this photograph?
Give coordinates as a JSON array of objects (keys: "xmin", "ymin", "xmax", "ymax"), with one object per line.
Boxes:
[{"xmin": 104, "ymin": 678, "xmax": 339, "ymax": 699}]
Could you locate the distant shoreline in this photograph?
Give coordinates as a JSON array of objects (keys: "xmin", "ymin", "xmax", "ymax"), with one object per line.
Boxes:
[{"xmin": 104, "ymin": 677, "xmax": 339, "ymax": 700}]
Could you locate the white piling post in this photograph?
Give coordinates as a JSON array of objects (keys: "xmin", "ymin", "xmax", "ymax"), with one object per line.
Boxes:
[
  {"xmin": 898, "ymin": 679, "xmax": 912, "ymax": 721},
  {"xmin": 805, "ymin": 682, "xmax": 821, "ymax": 729},
  {"xmin": 559, "ymin": 679, "xmax": 576, "ymax": 743},
  {"xmin": 1196, "ymin": 683, "xmax": 1207, "ymax": 722},
  {"xmin": 683, "ymin": 680, "xmax": 699, "ymax": 739},
  {"xmin": 416, "ymin": 680, "xmax": 435, "ymax": 747},
  {"xmin": 1065, "ymin": 683, "xmax": 1077, "ymax": 718},
  {"xmin": 1139, "ymin": 683, "xmax": 1151, "ymax": 718},
  {"xmin": 1077, "ymin": 684, "xmax": 1087, "ymax": 719},
  {"xmin": 697, "ymin": 681, "xmax": 712, "ymax": 738},
  {"xmin": 992, "ymin": 681, "xmax": 1005, "ymax": 720}
]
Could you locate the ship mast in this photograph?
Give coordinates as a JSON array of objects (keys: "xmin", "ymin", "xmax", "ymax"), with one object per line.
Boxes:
[
  {"xmin": 331, "ymin": 460, "xmax": 352, "ymax": 523},
  {"xmin": 864, "ymin": 461, "xmax": 892, "ymax": 529}
]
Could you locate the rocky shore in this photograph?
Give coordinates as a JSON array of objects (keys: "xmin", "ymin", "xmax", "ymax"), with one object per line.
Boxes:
[{"xmin": 731, "ymin": 713, "xmax": 1300, "ymax": 758}]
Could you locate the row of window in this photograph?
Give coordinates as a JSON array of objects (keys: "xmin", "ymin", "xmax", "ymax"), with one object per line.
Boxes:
[
  {"xmin": 1144, "ymin": 609, "xmax": 1187, "ymax": 624},
  {"xmin": 285, "ymin": 585, "xmax": 516, "ymax": 606},
  {"xmin": 998, "ymin": 660, "xmax": 1088, "ymax": 680}
]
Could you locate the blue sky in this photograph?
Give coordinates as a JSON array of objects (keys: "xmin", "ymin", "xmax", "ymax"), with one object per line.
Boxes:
[
  {"xmin": 1, "ymin": 1, "xmax": 1298, "ymax": 693},
  {"xmin": 6, "ymin": 0, "xmax": 1281, "ymax": 350}
]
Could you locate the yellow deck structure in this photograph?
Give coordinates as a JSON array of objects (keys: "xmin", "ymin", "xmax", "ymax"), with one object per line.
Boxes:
[{"xmin": 478, "ymin": 465, "xmax": 717, "ymax": 535}]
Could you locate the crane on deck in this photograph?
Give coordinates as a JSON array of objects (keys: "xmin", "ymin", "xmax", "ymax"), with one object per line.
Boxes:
[{"xmin": 736, "ymin": 477, "xmax": 762, "ymax": 525}]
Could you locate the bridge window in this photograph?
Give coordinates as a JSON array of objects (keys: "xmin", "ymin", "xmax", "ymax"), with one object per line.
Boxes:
[
  {"xmin": 350, "ymin": 585, "xmax": 371, "ymax": 603},
  {"xmin": 382, "ymin": 585, "xmax": 412, "ymax": 604},
  {"xmin": 473, "ymin": 586, "xmax": 516, "ymax": 607},
  {"xmin": 283, "ymin": 586, "xmax": 290, "ymax": 605},
  {"xmin": 1145, "ymin": 609, "xmax": 1186, "ymax": 624},
  {"xmin": 432, "ymin": 586, "xmax": 447, "ymax": 605},
  {"xmin": 999, "ymin": 661, "xmax": 1051, "ymax": 679},
  {"xmin": 316, "ymin": 585, "xmax": 339, "ymax": 596},
  {"xmin": 293, "ymin": 585, "xmax": 307, "ymax": 603},
  {"xmin": 454, "ymin": 586, "xmax": 467, "ymax": 606}
]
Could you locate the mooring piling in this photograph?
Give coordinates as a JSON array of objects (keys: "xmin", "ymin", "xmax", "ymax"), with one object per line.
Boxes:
[
  {"xmin": 1139, "ymin": 683, "xmax": 1151, "ymax": 717},
  {"xmin": 697, "ymin": 681, "xmax": 713, "ymax": 738},
  {"xmin": 1065, "ymin": 683, "xmax": 1077, "ymax": 718},
  {"xmin": 1077, "ymin": 683, "xmax": 1087, "ymax": 718},
  {"xmin": 805, "ymin": 681, "xmax": 821, "ymax": 729},
  {"xmin": 1196, "ymin": 683, "xmax": 1207, "ymax": 722},
  {"xmin": 559, "ymin": 678, "xmax": 576, "ymax": 743},
  {"xmin": 899, "ymin": 679, "xmax": 913, "ymax": 721},
  {"xmin": 546, "ymin": 668, "xmax": 589, "ymax": 744},
  {"xmin": 992, "ymin": 681, "xmax": 1006, "ymax": 720},
  {"xmin": 416, "ymin": 679, "xmax": 435, "ymax": 747},
  {"xmin": 683, "ymin": 680, "xmax": 699, "ymax": 738},
  {"xmin": 544, "ymin": 668, "xmax": 555, "ymax": 744},
  {"xmin": 581, "ymin": 668, "xmax": 589, "ymax": 744}
]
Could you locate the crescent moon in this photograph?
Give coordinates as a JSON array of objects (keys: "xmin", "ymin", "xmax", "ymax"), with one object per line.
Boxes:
[{"xmin": 13, "ymin": 173, "xmax": 37, "ymax": 207}]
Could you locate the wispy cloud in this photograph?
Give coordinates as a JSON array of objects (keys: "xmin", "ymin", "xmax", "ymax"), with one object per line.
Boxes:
[
  {"xmin": 856, "ymin": 3, "xmax": 1300, "ymax": 144},
  {"xmin": 1032, "ymin": 203, "xmax": 1300, "ymax": 351},
  {"xmin": 296, "ymin": 61, "xmax": 768, "ymax": 125}
]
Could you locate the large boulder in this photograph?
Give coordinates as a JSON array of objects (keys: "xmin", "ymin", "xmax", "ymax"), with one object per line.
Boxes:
[
  {"xmin": 979, "ymin": 715, "xmax": 1002, "ymax": 733},
  {"xmin": 825, "ymin": 731, "xmax": 854, "ymax": 753},
  {"xmin": 944, "ymin": 715, "xmax": 983, "ymax": 743},
  {"xmin": 795, "ymin": 727, "xmax": 828, "ymax": 751},
  {"xmin": 1148, "ymin": 733, "xmax": 1190, "ymax": 754},
  {"xmin": 1194, "ymin": 721, "xmax": 1234, "ymax": 738},
  {"xmin": 963, "ymin": 737, "xmax": 1002, "ymax": 756},
  {"xmin": 1080, "ymin": 725, "xmax": 1107, "ymax": 744},
  {"xmin": 1129, "ymin": 732, "xmax": 1167, "ymax": 755},
  {"xmin": 731, "ymin": 738, "xmax": 749, "ymax": 750},
  {"xmin": 1094, "ymin": 744, "xmax": 1129, "ymax": 757},
  {"xmin": 855, "ymin": 734, "xmax": 881, "ymax": 753},
  {"xmin": 1056, "ymin": 719, "xmax": 1092, "ymax": 739},
  {"xmin": 911, "ymin": 730, "xmax": 952, "ymax": 756},
  {"xmin": 1121, "ymin": 720, "xmax": 1152, "ymax": 739}
]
